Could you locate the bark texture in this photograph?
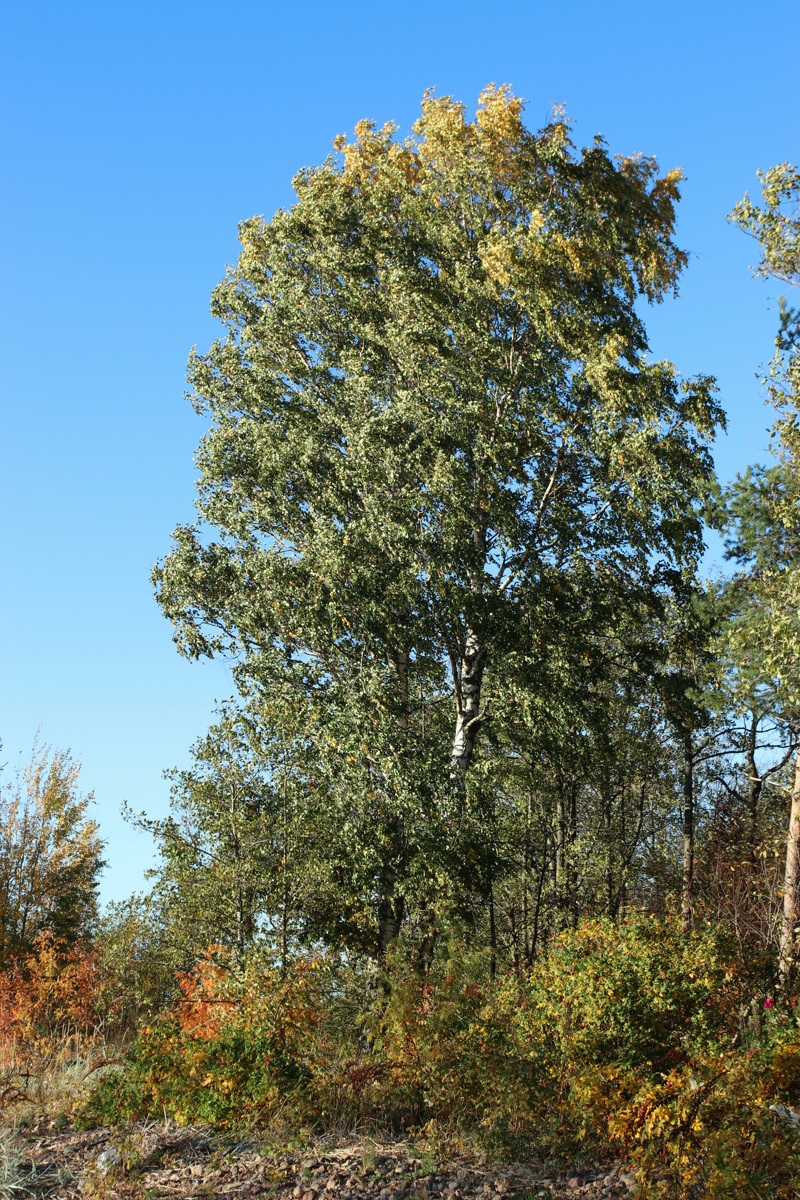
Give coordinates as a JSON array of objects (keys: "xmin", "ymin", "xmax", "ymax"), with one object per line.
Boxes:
[
  {"xmin": 681, "ymin": 733, "xmax": 694, "ymax": 933},
  {"xmin": 778, "ymin": 747, "xmax": 800, "ymax": 989}
]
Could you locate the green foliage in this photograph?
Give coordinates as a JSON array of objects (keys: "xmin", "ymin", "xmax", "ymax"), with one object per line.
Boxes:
[
  {"xmin": 153, "ymin": 85, "xmax": 723, "ymax": 957},
  {"xmin": 518, "ymin": 915, "xmax": 747, "ymax": 1074},
  {"xmin": 730, "ymin": 163, "xmax": 800, "ymax": 288},
  {"xmin": 364, "ymin": 946, "xmax": 532, "ymax": 1151},
  {"xmin": 128, "ymin": 709, "xmax": 321, "ymax": 964},
  {"xmin": 78, "ymin": 947, "xmax": 332, "ymax": 1129},
  {"xmin": 725, "ymin": 164, "xmax": 800, "ymax": 711},
  {"xmin": 92, "ymin": 894, "xmax": 181, "ymax": 1035},
  {"xmin": 727, "ymin": 162, "xmax": 800, "ymax": 990},
  {"xmin": 64, "ymin": 96, "xmax": 800, "ymax": 1196}
]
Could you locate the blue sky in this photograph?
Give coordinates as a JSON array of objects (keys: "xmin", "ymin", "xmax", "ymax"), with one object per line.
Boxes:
[{"xmin": 1, "ymin": 0, "xmax": 798, "ymax": 904}]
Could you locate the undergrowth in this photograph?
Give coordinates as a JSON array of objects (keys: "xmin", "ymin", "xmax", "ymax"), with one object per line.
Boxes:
[{"xmin": 2, "ymin": 918, "xmax": 798, "ymax": 1198}]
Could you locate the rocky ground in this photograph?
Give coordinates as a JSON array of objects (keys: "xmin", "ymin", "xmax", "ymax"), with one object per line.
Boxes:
[{"xmin": 6, "ymin": 1122, "xmax": 640, "ymax": 1200}]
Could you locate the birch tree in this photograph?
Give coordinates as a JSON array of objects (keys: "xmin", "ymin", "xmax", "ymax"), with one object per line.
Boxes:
[{"xmin": 155, "ymin": 87, "xmax": 722, "ymax": 957}]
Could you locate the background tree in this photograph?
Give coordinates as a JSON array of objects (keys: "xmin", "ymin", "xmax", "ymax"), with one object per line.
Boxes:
[
  {"xmin": 93, "ymin": 893, "xmax": 189, "ymax": 1036},
  {"xmin": 131, "ymin": 707, "xmax": 318, "ymax": 969},
  {"xmin": 0, "ymin": 739, "xmax": 104, "ymax": 969},
  {"xmin": 654, "ymin": 582, "xmax": 737, "ymax": 931},
  {"xmin": 728, "ymin": 163, "xmax": 800, "ymax": 988}
]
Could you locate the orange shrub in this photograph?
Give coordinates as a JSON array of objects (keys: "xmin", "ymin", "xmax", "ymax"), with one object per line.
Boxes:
[
  {"xmin": 79, "ymin": 947, "xmax": 330, "ymax": 1128},
  {"xmin": 0, "ymin": 932, "xmax": 104, "ymax": 1058}
]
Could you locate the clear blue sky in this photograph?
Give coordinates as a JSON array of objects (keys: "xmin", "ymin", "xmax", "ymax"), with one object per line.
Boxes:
[{"xmin": 1, "ymin": 0, "xmax": 797, "ymax": 905}]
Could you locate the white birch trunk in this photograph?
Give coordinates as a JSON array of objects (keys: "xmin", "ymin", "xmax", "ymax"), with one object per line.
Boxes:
[
  {"xmin": 449, "ymin": 522, "xmax": 488, "ymax": 792},
  {"xmin": 449, "ymin": 625, "xmax": 486, "ymax": 784}
]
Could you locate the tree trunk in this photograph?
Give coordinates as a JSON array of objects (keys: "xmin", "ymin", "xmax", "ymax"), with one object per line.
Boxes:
[
  {"xmin": 530, "ymin": 844, "xmax": 548, "ymax": 965},
  {"xmin": 681, "ymin": 732, "xmax": 694, "ymax": 933},
  {"xmin": 449, "ymin": 626, "xmax": 486, "ymax": 790},
  {"xmin": 488, "ymin": 877, "xmax": 497, "ymax": 979},
  {"xmin": 555, "ymin": 783, "xmax": 565, "ymax": 923},
  {"xmin": 522, "ymin": 789, "xmax": 532, "ymax": 964},
  {"xmin": 449, "ymin": 521, "xmax": 488, "ymax": 796},
  {"xmin": 568, "ymin": 780, "xmax": 578, "ymax": 927},
  {"xmin": 601, "ymin": 772, "xmax": 615, "ymax": 918},
  {"xmin": 554, "ymin": 779, "xmax": 572, "ymax": 930},
  {"xmin": 374, "ymin": 644, "xmax": 412, "ymax": 959},
  {"xmin": 746, "ymin": 713, "xmax": 762, "ymax": 862},
  {"xmin": 778, "ymin": 747, "xmax": 800, "ymax": 990},
  {"xmin": 281, "ymin": 763, "xmax": 290, "ymax": 980},
  {"xmin": 377, "ymin": 886, "xmax": 405, "ymax": 959}
]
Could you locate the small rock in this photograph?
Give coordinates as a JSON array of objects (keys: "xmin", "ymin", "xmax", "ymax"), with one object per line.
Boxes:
[
  {"xmin": 191, "ymin": 1165, "xmax": 204, "ymax": 1178},
  {"xmin": 96, "ymin": 1147, "xmax": 121, "ymax": 1175}
]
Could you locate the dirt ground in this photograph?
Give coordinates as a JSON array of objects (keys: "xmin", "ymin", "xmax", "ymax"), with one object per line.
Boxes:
[{"xmin": 8, "ymin": 1121, "xmax": 639, "ymax": 1200}]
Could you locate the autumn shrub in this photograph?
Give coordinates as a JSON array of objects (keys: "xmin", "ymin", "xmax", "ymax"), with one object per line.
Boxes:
[
  {"xmin": 78, "ymin": 942, "xmax": 528, "ymax": 1139},
  {"xmin": 78, "ymin": 947, "xmax": 342, "ymax": 1128},
  {"xmin": 78, "ymin": 915, "xmax": 800, "ymax": 1193},
  {"xmin": 0, "ymin": 932, "xmax": 116, "ymax": 1114},
  {"xmin": 510, "ymin": 914, "xmax": 800, "ymax": 1195},
  {"xmin": 585, "ymin": 1028, "xmax": 800, "ymax": 1198},
  {"xmin": 362, "ymin": 917, "xmax": 763, "ymax": 1158},
  {"xmin": 520, "ymin": 914, "xmax": 749, "ymax": 1072},
  {"xmin": 358, "ymin": 946, "xmax": 534, "ymax": 1152}
]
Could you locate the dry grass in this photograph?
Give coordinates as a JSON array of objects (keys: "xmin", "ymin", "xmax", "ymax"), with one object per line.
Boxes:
[
  {"xmin": 0, "ymin": 1128, "xmax": 34, "ymax": 1199},
  {"xmin": 0, "ymin": 1036, "xmax": 122, "ymax": 1125}
]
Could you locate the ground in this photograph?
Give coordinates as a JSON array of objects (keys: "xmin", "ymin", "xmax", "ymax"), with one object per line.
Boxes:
[{"xmin": 5, "ymin": 1122, "xmax": 639, "ymax": 1199}]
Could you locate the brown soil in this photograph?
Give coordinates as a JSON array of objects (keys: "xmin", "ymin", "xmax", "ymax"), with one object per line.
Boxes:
[{"xmin": 7, "ymin": 1122, "xmax": 638, "ymax": 1200}]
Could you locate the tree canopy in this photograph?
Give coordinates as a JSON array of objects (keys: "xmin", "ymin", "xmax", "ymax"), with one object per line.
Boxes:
[
  {"xmin": 154, "ymin": 87, "xmax": 724, "ymax": 958},
  {"xmin": 7, "ymin": 90, "xmax": 800, "ymax": 1197}
]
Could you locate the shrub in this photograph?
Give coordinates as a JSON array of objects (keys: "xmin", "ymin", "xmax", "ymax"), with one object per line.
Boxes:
[
  {"xmin": 78, "ymin": 916, "xmax": 800, "ymax": 1195},
  {"xmin": 595, "ymin": 1032, "xmax": 800, "ymax": 1198},
  {"xmin": 511, "ymin": 915, "xmax": 800, "ymax": 1195},
  {"xmin": 518, "ymin": 914, "xmax": 748, "ymax": 1071},
  {"xmin": 0, "ymin": 932, "xmax": 115, "ymax": 1114},
  {"xmin": 361, "ymin": 945, "xmax": 534, "ymax": 1151},
  {"xmin": 79, "ymin": 947, "xmax": 331, "ymax": 1128}
]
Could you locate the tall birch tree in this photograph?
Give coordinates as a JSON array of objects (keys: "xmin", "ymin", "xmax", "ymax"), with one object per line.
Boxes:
[{"xmin": 155, "ymin": 87, "xmax": 722, "ymax": 956}]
